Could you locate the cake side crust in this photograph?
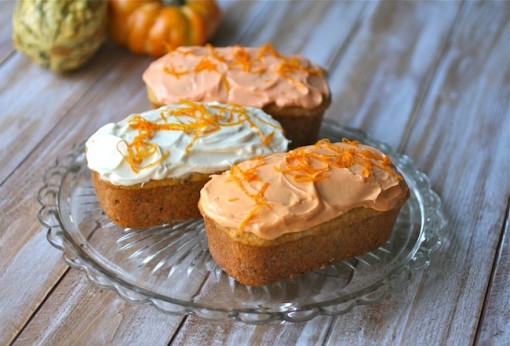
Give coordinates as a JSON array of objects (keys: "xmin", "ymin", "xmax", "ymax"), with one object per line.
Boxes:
[
  {"xmin": 91, "ymin": 171, "xmax": 209, "ymax": 228},
  {"xmin": 202, "ymin": 206, "xmax": 402, "ymax": 286},
  {"xmin": 262, "ymin": 97, "xmax": 331, "ymax": 148}
]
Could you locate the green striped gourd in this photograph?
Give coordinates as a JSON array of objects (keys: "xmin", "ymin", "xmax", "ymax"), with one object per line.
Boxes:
[{"xmin": 12, "ymin": 0, "xmax": 107, "ymax": 72}]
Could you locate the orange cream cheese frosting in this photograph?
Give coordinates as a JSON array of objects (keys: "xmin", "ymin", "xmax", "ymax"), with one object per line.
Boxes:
[
  {"xmin": 85, "ymin": 102, "xmax": 289, "ymax": 186},
  {"xmin": 199, "ymin": 139, "xmax": 409, "ymax": 240},
  {"xmin": 142, "ymin": 44, "xmax": 330, "ymax": 110}
]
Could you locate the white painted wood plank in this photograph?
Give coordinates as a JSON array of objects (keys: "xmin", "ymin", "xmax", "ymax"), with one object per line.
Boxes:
[
  {"xmin": 477, "ymin": 208, "xmax": 510, "ymax": 345},
  {"xmin": 0, "ymin": 228, "xmax": 67, "ymax": 344},
  {"xmin": 0, "ymin": 48, "xmax": 152, "ymax": 344},
  {"xmin": 0, "ymin": 42, "xmax": 141, "ymax": 185},
  {"xmin": 171, "ymin": 315, "xmax": 333, "ymax": 345},
  {"xmin": 325, "ymin": 1, "xmax": 509, "ymax": 345},
  {"xmin": 0, "ymin": 1, "xmax": 283, "ymax": 344},
  {"xmin": 0, "ymin": 0, "xmax": 15, "ymax": 63},
  {"xmin": 12, "ymin": 270, "xmax": 181, "ymax": 345},
  {"xmin": 326, "ymin": 1, "xmax": 461, "ymax": 149},
  {"xmin": 173, "ymin": 1, "xmax": 461, "ymax": 343},
  {"xmin": 393, "ymin": 2, "xmax": 510, "ymax": 344}
]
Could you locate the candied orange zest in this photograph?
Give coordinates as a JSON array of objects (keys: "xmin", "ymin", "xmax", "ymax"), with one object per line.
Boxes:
[
  {"xmin": 193, "ymin": 56, "xmax": 231, "ymax": 94},
  {"xmin": 194, "ymin": 56, "xmax": 218, "ymax": 73},
  {"xmin": 276, "ymin": 138, "xmax": 400, "ymax": 182},
  {"xmin": 276, "ymin": 56, "xmax": 323, "ymax": 77},
  {"xmin": 163, "ymin": 64, "xmax": 188, "ymax": 79},
  {"xmin": 227, "ymin": 45, "xmax": 264, "ymax": 73},
  {"xmin": 252, "ymin": 112, "xmax": 283, "ymax": 131},
  {"xmin": 116, "ymin": 139, "xmax": 169, "ymax": 174},
  {"xmin": 226, "ymin": 158, "xmax": 271, "ymax": 231},
  {"xmin": 163, "ymin": 43, "xmax": 321, "ymax": 93},
  {"xmin": 206, "ymin": 43, "xmax": 227, "ymax": 63},
  {"xmin": 121, "ymin": 102, "xmax": 280, "ymax": 172},
  {"xmin": 257, "ymin": 42, "xmax": 284, "ymax": 59},
  {"xmin": 159, "ymin": 111, "xmax": 168, "ymax": 123},
  {"xmin": 233, "ymin": 104, "xmax": 275, "ymax": 145}
]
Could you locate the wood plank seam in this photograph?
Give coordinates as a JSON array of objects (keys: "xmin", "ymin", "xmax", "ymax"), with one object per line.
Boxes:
[
  {"xmin": 473, "ymin": 195, "xmax": 510, "ymax": 344},
  {"xmin": 0, "ymin": 50, "xmax": 15, "ymax": 69},
  {"xmin": 8, "ymin": 266, "xmax": 71, "ymax": 346},
  {"xmin": 0, "ymin": 53, "xmax": 120, "ymax": 188},
  {"xmin": 166, "ymin": 271, "xmax": 216, "ymax": 345},
  {"xmin": 167, "ymin": 316, "xmax": 189, "ymax": 346},
  {"xmin": 398, "ymin": 0, "xmax": 469, "ymax": 154},
  {"xmin": 1, "ymin": 1, "xmax": 275, "ymax": 340},
  {"xmin": 232, "ymin": 1, "xmax": 271, "ymax": 44},
  {"xmin": 324, "ymin": 1, "xmax": 370, "ymax": 73},
  {"xmin": 320, "ymin": 2, "xmax": 457, "ymax": 340},
  {"xmin": 320, "ymin": 315, "xmax": 337, "ymax": 346}
]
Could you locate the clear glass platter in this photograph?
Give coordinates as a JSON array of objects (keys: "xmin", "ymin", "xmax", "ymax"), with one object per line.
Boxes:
[{"xmin": 37, "ymin": 120, "xmax": 445, "ymax": 324}]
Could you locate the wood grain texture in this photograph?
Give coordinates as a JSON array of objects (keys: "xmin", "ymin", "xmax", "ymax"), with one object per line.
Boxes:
[
  {"xmin": 0, "ymin": 42, "xmax": 138, "ymax": 186},
  {"xmin": 327, "ymin": 0, "xmax": 462, "ymax": 148},
  {"xmin": 391, "ymin": 1, "xmax": 510, "ymax": 344},
  {"xmin": 172, "ymin": 1, "xmax": 462, "ymax": 343},
  {"xmin": 0, "ymin": 1, "xmax": 279, "ymax": 344},
  {"xmin": 0, "ymin": 0, "xmax": 508, "ymax": 344},
  {"xmin": 476, "ymin": 203, "xmax": 510, "ymax": 345},
  {"xmin": 0, "ymin": 227, "xmax": 68, "ymax": 345},
  {"xmin": 325, "ymin": 3, "xmax": 510, "ymax": 345},
  {"xmin": 211, "ymin": 0, "xmax": 268, "ymax": 46},
  {"xmin": 12, "ymin": 270, "xmax": 182, "ymax": 345},
  {"xmin": 0, "ymin": 0, "xmax": 15, "ymax": 64},
  {"xmin": 171, "ymin": 315, "xmax": 334, "ymax": 346},
  {"xmin": 326, "ymin": 2, "xmax": 510, "ymax": 345},
  {"xmin": 0, "ymin": 46, "xmax": 152, "ymax": 345}
]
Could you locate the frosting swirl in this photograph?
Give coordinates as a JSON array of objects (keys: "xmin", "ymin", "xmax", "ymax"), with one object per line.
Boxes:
[
  {"xmin": 142, "ymin": 44, "xmax": 330, "ymax": 110},
  {"xmin": 86, "ymin": 102, "xmax": 289, "ymax": 186},
  {"xmin": 199, "ymin": 139, "xmax": 409, "ymax": 240}
]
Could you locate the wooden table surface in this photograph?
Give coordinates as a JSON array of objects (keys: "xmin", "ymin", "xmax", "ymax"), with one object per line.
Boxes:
[{"xmin": 1, "ymin": 0, "xmax": 509, "ymax": 345}]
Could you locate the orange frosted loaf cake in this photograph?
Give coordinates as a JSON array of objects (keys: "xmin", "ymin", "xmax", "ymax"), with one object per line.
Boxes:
[
  {"xmin": 199, "ymin": 139, "xmax": 409, "ymax": 286},
  {"xmin": 86, "ymin": 101, "xmax": 289, "ymax": 228},
  {"xmin": 142, "ymin": 44, "xmax": 331, "ymax": 148}
]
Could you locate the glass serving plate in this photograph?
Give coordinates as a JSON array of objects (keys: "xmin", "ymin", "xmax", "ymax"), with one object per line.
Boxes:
[{"xmin": 37, "ymin": 120, "xmax": 445, "ymax": 324}]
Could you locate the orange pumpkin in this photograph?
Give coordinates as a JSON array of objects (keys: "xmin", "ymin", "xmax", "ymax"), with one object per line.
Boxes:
[{"xmin": 108, "ymin": 0, "xmax": 221, "ymax": 57}]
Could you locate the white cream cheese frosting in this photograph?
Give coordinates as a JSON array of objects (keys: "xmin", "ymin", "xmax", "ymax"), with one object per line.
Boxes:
[{"xmin": 86, "ymin": 102, "xmax": 289, "ymax": 186}]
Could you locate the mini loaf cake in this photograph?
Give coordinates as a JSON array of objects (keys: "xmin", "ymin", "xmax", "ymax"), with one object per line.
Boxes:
[
  {"xmin": 199, "ymin": 138, "xmax": 409, "ymax": 286},
  {"xmin": 142, "ymin": 44, "xmax": 331, "ymax": 148},
  {"xmin": 86, "ymin": 101, "xmax": 289, "ymax": 228}
]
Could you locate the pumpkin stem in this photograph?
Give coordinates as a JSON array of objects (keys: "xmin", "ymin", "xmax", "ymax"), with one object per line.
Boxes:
[{"xmin": 163, "ymin": 0, "xmax": 185, "ymax": 6}]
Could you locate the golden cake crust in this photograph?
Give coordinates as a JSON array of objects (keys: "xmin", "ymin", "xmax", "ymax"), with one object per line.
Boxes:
[
  {"xmin": 91, "ymin": 171, "xmax": 210, "ymax": 228},
  {"xmin": 261, "ymin": 97, "xmax": 331, "ymax": 148},
  {"xmin": 200, "ymin": 204, "xmax": 405, "ymax": 286}
]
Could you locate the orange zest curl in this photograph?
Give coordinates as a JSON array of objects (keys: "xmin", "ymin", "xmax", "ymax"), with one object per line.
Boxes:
[
  {"xmin": 226, "ymin": 158, "xmax": 271, "ymax": 230},
  {"xmin": 257, "ymin": 42, "xmax": 284, "ymax": 59},
  {"xmin": 231, "ymin": 46, "xmax": 265, "ymax": 73},
  {"xmin": 206, "ymin": 43, "xmax": 227, "ymax": 63},
  {"xmin": 120, "ymin": 102, "xmax": 280, "ymax": 173},
  {"xmin": 117, "ymin": 115, "xmax": 170, "ymax": 173},
  {"xmin": 276, "ymin": 138, "xmax": 401, "ymax": 182},
  {"xmin": 163, "ymin": 43, "xmax": 322, "ymax": 94},
  {"xmin": 194, "ymin": 56, "xmax": 218, "ymax": 73},
  {"xmin": 276, "ymin": 56, "xmax": 323, "ymax": 77},
  {"xmin": 163, "ymin": 64, "xmax": 188, "ymax": 79}
]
